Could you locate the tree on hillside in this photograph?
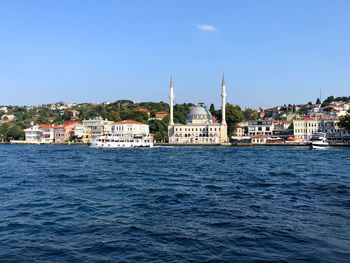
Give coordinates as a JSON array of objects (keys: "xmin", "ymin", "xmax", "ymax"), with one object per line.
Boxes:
[
  {"xmin": 316, "ymin": 98, "xmax": 321, "ymax": 104},
  {"xmin": 324, "ymin": 96, "xmax": 335, "ymax": 104},
  {"xmin": 243, "ymin": 108, "xmax": 258, "ymax": 121},
  {"xmin": 149, "ymin": 116, "xmax": 169, "ymax": 142},
  {"xmin": 0, "ymin": 123, "xmax": 10, "ymax": 142},
  {"xmin": 119, "ymin": 109, "xmax": 132, "ymax": 120},
  {"xmin": 107, "ymin": 111, "xmax": 121, "ymax": 122},
  {"xmin": 225, "ymin": 104, "xmax": 244, "ymax": 136},
  {"xmin": 36, "ymin": 115, "xmax": 50, "ymax": 125},
  {"xmin": 339, "ymin": 114, "xmax": 350, "ymax": 131},
  {"xmin": 209, "ymin": 104, "xmax": 222, "ymax": 122},
  {"xmin": 131, "ymin": 111, "xmax": 149, "ymax": 123},
  {"xmin": 7, "ymin": 125, "xmax": 24, "ymax": 140},
  {"xmin": 173, "ymin": 103, "xmax": 192, "ymax": 124}
]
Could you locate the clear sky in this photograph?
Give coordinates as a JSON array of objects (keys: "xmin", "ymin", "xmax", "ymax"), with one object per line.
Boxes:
[{"xmin": 0, "ymin": 0, "xmax": 349, "ymax": 108}]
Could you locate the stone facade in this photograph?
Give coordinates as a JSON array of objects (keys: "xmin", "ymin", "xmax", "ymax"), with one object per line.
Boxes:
[{"xmin": 168, "ymin": 74, "xmax": 228, "ymax": 144}]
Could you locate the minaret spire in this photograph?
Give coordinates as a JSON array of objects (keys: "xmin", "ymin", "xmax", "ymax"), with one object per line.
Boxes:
[
  {"xmin": 221, "ymin": 72, "xmax": 226, "ymax": 125},
  {"xmin": 169, "ymin": 74, "xmax": 174, "ymax": 126}
]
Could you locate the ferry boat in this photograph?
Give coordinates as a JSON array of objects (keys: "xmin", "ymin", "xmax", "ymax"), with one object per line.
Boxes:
[
  {"xmin": 89, "ymin": 133, "xmax": 153, "ymax": 148},
  {"xmin": 310, "ymin": 132, "xmax": 329, "ymax": 149}
]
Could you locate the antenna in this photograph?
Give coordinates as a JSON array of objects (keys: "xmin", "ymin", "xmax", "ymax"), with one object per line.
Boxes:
[{"xmin": 320, "ymin": 88, "xmax": 322, "ymax": 102}]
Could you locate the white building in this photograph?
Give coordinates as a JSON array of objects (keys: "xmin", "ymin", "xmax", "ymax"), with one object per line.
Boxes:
[
  {"xmin": 24, "ymin": 125, "xmax": 42, "ymax": 142},
  {"xmin": 74, "ymin": 124, "xmax": 88, "ymax": 137},
  {"xmin": 168, "ymin": 74, "xmax": 228, "ymax": 144},
  {"xmin": 111, "ymin": 120, "xmax": 150, "ymax": 136},
  {"xmin": 251, "ymin": 135, "xmax": 267, "ymax": 144},
  {"xmin": 1, "ymin": 114, "xmax": 15, "ymax": 121},
  {"xmin": 0, "ymin": 106, "xmax": 8, "ymax": 113},
  {"xmin": 248, "ymin": 120, "xmax": 273, "ymax": 137},
  {"xmin": 39, "ymin": 125, "xmax": 55, "ymax": 143},
  {"xmin": 293, "ymin": 117, "xmax": 341, "ymax": 139}
]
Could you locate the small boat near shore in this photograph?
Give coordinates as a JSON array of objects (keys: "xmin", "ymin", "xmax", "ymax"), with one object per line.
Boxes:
[
  {"xmin": 310, "ymin": 132, "xmax": 329, "ymax": 149},
  {"xmin": 89, "ymin": 133, "xmax": 153, "ymax": 148}
]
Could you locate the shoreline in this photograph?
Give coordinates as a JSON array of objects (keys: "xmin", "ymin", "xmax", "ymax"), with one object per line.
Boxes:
[{"xmin": 2, "ymin": 142, "xmax": 349, "ymax": 147}]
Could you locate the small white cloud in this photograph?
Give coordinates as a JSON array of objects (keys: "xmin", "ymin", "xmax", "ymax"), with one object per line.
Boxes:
[{"xmin": 197, "ymin": 24, "xmax": 216, "ymax": 32}]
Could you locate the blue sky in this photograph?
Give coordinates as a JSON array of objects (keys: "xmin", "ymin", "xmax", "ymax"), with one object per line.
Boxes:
[{"xmin": 0, "ymin": 0, "xmax": 349, "ymax": 108}]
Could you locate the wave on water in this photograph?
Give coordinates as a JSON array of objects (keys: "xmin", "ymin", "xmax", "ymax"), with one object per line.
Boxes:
[{"xmin": 0, "ymin": 145, "xmax": 349, "ymax": 262}]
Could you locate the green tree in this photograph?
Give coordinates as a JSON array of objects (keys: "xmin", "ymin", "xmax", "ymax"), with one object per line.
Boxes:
[
  {"xmin": 209, "ymin": 104, "xmax": 215, "ymax": 112},
  {"xmin": 131, "ymin": 111, "xmax": 149, "ymax": 123},
  {"xmin": 0, "ymin": 123, "xmax": 10, "ymax": 141},
  {"xmin": 107, "ymin": 111, "xmax": 121, "ymax": 122},
  {"xmin": 316, "ymin": 98, "xmax": 321, "ymax": 104},
  {"xmin": 120, "ymin": 109, "xmax": 132, "ymax": 120},
  {"xmin": 324, "ymin": 96, "xmax": 335, "ymax": 103},
  {"xmin": 243, "ymin": 108, "xmax": 258, "ymax": 121},
  {"xmin": 225, "ymin": 104, "xmax": 244, "ymax": 136},
  {"xmin": 7, "ymin": 125, "xmax": 24, "ymax": 140},
  {"xmin": 36, "ymin": 115, "xmax": 50, "ymax": 124},
  {"xmin": 174, "ymin": 104, "xmax": 192, "ymax": 124},
  {"xmin": 339, "ymin": 114, "xmax": 350, "ymax": 131},
  {"xmin": 149, "ymin": 116, "xmax": 169, "ymax": 142}
]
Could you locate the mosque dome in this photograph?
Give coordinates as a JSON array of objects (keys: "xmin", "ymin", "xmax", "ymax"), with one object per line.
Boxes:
[{"xmin": 187, "ymin": 105, "xmax": 213, "ymax": 124}]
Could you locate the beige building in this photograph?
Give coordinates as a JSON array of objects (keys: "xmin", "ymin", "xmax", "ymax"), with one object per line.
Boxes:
[
  {"xmin": 82, "ymin": 117, "xmax": 113, "ymax": 142},
  {"xmin": 168, "ymin": 74, "xmax": 228, "ymax": 144},
  {"xmin": 111, "ymin": 120, "xmax": 149, "ymax": 136},
  {"xmin": 293, "ymin": 117, "xmax": 341, "ymax": 139}
]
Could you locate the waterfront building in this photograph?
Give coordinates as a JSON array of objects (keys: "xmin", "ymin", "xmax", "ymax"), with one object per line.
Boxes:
[
  {"xmin": 167, "ymin": 74, "xmax": 228, "ymax": 144},
  {"xmin": 248, "ymin": 120, "xmax": 273, "ymax": 137},
  {"xmin": 52, "ymin": 121, "xmax": 80, "ymax": 142},
  {"xmin": 82, "ymin": 117, "xmax": 113, "ymax": 142},
  {"xmin": 111, "ymin": 120, "xmax": 150, "ymax": 136},
  {"xmin": 235, "ymin": 124, "xmax": 246, "ymax": 137},
  {"xmin": 251, "ymin": 135, "xmax": 267, "ymax": 144},
  {"xmin": 39, "ymin": 125, "xmax": 55, "ymax": 143},
  {"xmin": 24, "ymin": 125, "xmax": 42, "ymax": 142},
  {"xmin": 54, "ymin": 125, "xmax": 66, "ymax": 142},
  {"xmin": 74, "ymin": 124, "xmax": 88, "ymax": 143},
  {"xmin": 293, "ymin": 117, "xmax": 341, "ymax": 140}
]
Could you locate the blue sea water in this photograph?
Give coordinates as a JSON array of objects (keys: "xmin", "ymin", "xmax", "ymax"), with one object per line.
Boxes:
[{"xmin": 0, "ymin": 145, "xmax": 349, "ymax": 262}]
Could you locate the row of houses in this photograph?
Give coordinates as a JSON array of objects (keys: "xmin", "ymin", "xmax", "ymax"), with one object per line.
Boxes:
[
  {"xmin": 24, "ymin": 117, "xmax": 150, "ymax": 143},
  {"xmin": 233, "ymin": 115, "xmax": 349, "ymax": 144}
]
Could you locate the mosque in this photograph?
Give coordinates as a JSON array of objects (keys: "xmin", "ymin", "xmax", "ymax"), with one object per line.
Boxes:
[{"xmin": 168, "ymin": 74, "xmax": 228, "ymax": 144}]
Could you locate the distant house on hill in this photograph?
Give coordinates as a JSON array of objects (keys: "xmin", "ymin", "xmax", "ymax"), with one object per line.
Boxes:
[
  {"xmin": 132, "ymin": 107, "xmax": 151, "ymax": 117},
  {"xmin": 155, "ymin": 111, "xmax": 168, "ymax": 119}
]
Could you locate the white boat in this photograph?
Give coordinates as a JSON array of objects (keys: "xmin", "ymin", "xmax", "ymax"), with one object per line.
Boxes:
[
  {"xmin": 310, "ymin": 132, "xmax": 329, "ymax": 149},
  {"xmin": 89, "ymin": 133, "xmax": 153, "ymax": 148}
]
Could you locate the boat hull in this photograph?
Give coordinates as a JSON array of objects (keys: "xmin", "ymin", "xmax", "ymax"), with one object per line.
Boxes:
[
  {"xmin": 311, "ymin": 142, "xmax": 329, "ymax": 149},
  {"xmin": 89, "ymin": 134, "xmax": 153, "ymax": 148}
]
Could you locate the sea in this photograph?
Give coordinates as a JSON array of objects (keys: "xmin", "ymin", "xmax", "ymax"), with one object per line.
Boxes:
[{"xmin": 0, "ymin": 145, "xmax": 349, "ymax": 262}]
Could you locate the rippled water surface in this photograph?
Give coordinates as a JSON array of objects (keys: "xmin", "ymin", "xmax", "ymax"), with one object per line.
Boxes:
[{"xmin": 0, "ymin": 145, "xmax": 349, "ymax": 262}]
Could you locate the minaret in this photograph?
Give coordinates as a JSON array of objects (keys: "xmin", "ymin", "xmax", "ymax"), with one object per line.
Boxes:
[
  {"xmin": 221, "ymin": 73, "xmax": 227, "ymax": 125},
  {"xmin": 169, "ymin": 74, "xmax": 174, "ymax": 126}
]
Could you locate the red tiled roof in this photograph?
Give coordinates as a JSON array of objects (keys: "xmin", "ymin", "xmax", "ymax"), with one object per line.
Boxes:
[
  {"xmin": 39, "ymin": 124, "xmax": 63, "ymax": 129},
  {"xmin": 64, "ymin": 121, "xmax": 80, "ymax": 126},
  {"xmin": 295, "ymin": 118, "xmax": 315, "ymax": 121},
  {"xmin": 39, "ymin": 124, "xmax": 54, "ymax": 129},
  {"xmin": 156, "ymin": 111, "xmax": 168, "ymax": 114},
  {"xmin": 113, "ymin": 120, "xmax": 146, "ymax": 125},
  {"xmin": 132, "ymin": 108, "xmax": 150, "ymax": 112}
]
